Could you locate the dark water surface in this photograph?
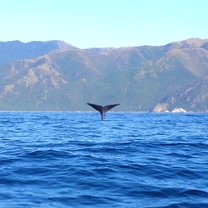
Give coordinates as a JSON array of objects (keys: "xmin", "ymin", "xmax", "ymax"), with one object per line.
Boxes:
[{"xmin": 0, "ymin": 112, "xmax": 208, "ymax": 207}]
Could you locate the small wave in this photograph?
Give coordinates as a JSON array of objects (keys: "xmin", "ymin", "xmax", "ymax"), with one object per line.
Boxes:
[
  {"xmin": 182, "ymin": 189, "xmax": 208, "ymax": 198},
  {"xmin": 151, "ymin": 202, "xmax": 208, "ymax": 208},
  {"xmin": 25, "ymin": 149, "xmax": 71, "ymax": 159}
]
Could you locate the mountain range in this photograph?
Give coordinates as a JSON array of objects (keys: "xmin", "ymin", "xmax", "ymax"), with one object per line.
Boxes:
[{"xmin": 0, "ymin": 38, "xmax": 207, "ymax": 112}]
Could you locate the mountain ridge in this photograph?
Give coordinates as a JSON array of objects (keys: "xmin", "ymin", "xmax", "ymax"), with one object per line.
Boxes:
[{"xmin": 0, "ymin": 40, "xmax": 77, "ymax": 64}]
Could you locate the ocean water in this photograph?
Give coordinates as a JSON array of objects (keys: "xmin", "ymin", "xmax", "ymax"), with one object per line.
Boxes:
[{"xmin": 0, "ymin": 112, "xmax": 208, "ymax": 208}]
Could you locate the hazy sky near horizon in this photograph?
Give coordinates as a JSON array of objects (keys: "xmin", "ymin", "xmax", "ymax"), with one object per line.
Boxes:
[{"xmin": 1, "ymin": 0, "xmax": 208, "ymax": 48}]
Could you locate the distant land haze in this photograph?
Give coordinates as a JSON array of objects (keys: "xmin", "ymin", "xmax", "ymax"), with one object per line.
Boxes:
[{"xmin": 0, "ymin": 38, "xmax": 207, "ymax": 112}]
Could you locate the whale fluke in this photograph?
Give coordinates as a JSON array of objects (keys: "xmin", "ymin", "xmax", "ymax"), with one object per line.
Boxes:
[{"xmin": 87, "ymin": 103, "xmax": 120, "ymax": 120}]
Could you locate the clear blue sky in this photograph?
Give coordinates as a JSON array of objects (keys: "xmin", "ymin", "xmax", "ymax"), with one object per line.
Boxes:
[{"xmin": 1, "ymin": 0, "xmax": 208, "ymax": 48}]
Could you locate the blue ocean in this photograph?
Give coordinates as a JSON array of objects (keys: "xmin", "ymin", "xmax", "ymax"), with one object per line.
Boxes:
[{"xmin": 0, "ymin": 112, "xmax": 208, "ymax": 208}]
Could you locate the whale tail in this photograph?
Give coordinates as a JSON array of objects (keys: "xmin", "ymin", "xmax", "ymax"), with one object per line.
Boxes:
[{"xmin": 87, "ymin": 103, "xmax": 120, "ymax": 120}]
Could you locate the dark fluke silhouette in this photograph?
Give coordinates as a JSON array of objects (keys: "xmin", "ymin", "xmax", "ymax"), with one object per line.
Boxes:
[{"xmin": 87, "ymin": 103, "xmax": 120, "ymax": 120}]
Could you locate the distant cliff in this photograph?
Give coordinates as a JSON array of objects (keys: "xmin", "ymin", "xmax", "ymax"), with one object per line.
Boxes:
[{"xmin": 0, "ymin": 38, "xmax": 207, "ymax": 112}]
